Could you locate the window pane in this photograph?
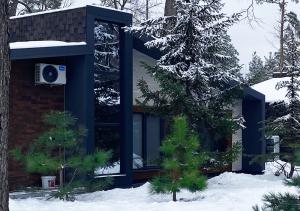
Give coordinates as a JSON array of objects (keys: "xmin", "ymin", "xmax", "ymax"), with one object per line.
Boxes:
[
  {"xmin": 94, "ymin": 20, "xmax": 120, "ymax": 123},
  {"xmin": 133, "ymin": 114, "xmax": 143, "ymax": 169},
  {"xmin": 94, "ymin": 20, "xmax": 121, "ymax": 174},
  {"xmin": 146, "ymin": 116, "xmax": 160, "ymax": 166}
]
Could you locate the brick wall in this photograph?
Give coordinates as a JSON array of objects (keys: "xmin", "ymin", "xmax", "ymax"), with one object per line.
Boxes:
[
  {"xmin": 9, "ymin": 7, "xmax": 87, "ymax": 43},
  {"xmin": 9, "ymin": 59, "xmax": 64, "ymax": 189}
]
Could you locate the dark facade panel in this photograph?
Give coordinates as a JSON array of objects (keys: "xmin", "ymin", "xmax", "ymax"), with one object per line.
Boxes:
[
  {"xmin": 11, "ymin": 45, "xmax": 92, "ymax": 60},
  {"xmin": 242, "ymin": 97, "xmax": 266, "ymax": 173},
  {"xmin": 9, "ymin": 8, "xmax": 87, "ymax": 42}
]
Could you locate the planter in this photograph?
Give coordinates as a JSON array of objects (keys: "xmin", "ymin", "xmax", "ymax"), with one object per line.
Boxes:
[{"xmin": 41, "ymin": 176, "xmax": 56, "ymax": 189}]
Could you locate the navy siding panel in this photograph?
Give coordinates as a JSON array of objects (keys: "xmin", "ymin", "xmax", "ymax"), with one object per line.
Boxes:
[
  {"xmin": 242, "ymin": 99, "xmax": 265, "ymax": 173},
  {"xmin": 65, "ymin": 55, "xmax": 94, "ymax": 153},
  {"xmin": 11, "ymin": 45, "xmax": 91, "ymax": 60}
]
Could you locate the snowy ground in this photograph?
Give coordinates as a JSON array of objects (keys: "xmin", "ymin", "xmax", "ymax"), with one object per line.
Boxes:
[{"xmin": 10, "ymin": 163, "xmax": 298, "ymax": 211}]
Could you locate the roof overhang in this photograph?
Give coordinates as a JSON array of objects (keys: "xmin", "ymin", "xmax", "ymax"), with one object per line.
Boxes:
[
  {"xmin": 244, "ymin": 87, "xmax": 265, "ymax": 101},
  {"xmin": 133, "ymin": 35, "xmax": 161, "ymax": 60},
  {"xmin": 11, "ymin": 44, "xmax": 92, "ymax": 60}
]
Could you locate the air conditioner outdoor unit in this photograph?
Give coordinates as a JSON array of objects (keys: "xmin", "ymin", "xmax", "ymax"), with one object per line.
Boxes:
[{"xmin": 35, "ymin": 63, "xmax": 66, "ymax": 85}]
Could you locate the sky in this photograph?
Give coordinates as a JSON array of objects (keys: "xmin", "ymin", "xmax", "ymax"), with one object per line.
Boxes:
[
  {"xmin": 70, "ymin": 0, "xmax": 300, "ymax": 74},
  {"xmin": 223, "ymin": 0, "xmax": 300, "ymax": 74}
]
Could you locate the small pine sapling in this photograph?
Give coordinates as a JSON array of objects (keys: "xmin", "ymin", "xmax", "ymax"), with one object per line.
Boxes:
[
  {"xmin": 150, "ymin": 116, "xmax": 207, "ymax": 201},
  {"xmin": 11, "ymin": 111, "xmax": 112, "ymax": 200}
]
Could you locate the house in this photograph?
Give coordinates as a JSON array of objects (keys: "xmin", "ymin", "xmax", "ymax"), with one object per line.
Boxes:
[
  {"xmin": 251, "ymin": 77, "xmax": 292, "ymax": 119},
  {"xmin": 8, "ymin": 5, "xmax": 266, "ymax": 190}
]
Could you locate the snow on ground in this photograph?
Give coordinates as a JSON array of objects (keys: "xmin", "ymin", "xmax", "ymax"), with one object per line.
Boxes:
[{"xmin": 9, "ymin": 163, "xmax": 297, "ymax": 211}]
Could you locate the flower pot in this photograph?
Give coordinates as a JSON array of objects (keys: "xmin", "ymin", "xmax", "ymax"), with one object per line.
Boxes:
[{"xmin": 41, "ymin": 176, "xmax": 56, "ymax": 189}]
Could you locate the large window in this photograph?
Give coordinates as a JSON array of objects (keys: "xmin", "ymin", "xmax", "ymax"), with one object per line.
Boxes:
[
  {"xmin": 133, "ymin": 113, "xmax": 161, "ymax": 169},
  {"xmin": 94, "ymin": 20, "xmax": 121, "ymax": 174}
]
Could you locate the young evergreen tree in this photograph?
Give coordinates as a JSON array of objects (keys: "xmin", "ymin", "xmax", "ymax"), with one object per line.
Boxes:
[
  {"xmin": 246, "ymin": 52, "xmax": 271, "ymax": 85},
  {"xmin": 127, "ymin": 0, "xmax": 244, "ymax": 166},
  {"xmin": 264, "ymin": 52, "xmax": 279, "ymax": 77},
  {"xmin": 265, "ymin": 13, "xmax": 300, "ymax": 178},
  {"xmin": 12, "ymin": 111, "xmax": 112, "ymax": 200},
  {"xmin": 150, "ymin": 116, "xmax": 207, "ymax": 202}
]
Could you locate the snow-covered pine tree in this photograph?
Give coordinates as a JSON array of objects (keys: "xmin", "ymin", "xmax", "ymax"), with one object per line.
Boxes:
[
  {"xmin": 266, "ymin": 13, "xmax": 300, "ymax": 178},
  {"xmin": 150, "ymin": 116, "xmax": 207, "ymax": 202},
  {"xmin": 218, "ymin": 34, "xmax": 243, "ymax": 80},
  {"xmin": 127, "ymin": 0, "xmax": 244, "ymax": 166},
  {"xmin": 264, "ymin": 52, "xmax": 279, "ymax": 77},
  {"xmin": 129, "ymin": 0, "xmax": 241, "ymax": 97},
  {"xmin": 246, "ymin": 52, "xmax": 271, "ymax": 85}
]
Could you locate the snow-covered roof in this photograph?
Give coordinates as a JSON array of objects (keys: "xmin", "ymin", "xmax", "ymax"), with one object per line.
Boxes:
[
  {"xmin": 10, "ymin": 41, "xmax": 87, "ymax": 49},
  {"xmin": 10, "ymin": 4, "xmax": 131, "ymax": 20},
  {"xmin": 251, "ymin": 77, "xmax": 293, "ymax": 103}
]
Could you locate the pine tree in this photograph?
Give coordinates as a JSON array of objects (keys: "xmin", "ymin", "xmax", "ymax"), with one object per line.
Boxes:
[
  {"xmin": 12, "ymin": 111, "xmax": 112, "ymax": 200},
  {"xmin": 246, "ymin": 52, "xmax": 271, "ymax": 85},
  {"xmin": 265, "ymin": 13, "xmax": 300, "ymax": 178},
  {"xmin": 127, "ymin": 0, "xmax": 244, "ymax": 166},
  {"xmin": 150, "ymin": 116, "xmax": 207, "ymax": 202},
  {"xmin": 264, "ymin": 52, "xmax": 279, "ymax": 77}
]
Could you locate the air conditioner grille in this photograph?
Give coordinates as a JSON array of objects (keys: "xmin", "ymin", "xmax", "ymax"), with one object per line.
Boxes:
[{"xmin": 42, "ymin": 65, "xmax": 59, "ymax": 83}]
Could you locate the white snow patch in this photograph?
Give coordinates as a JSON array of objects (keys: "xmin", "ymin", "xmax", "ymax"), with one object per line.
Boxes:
[
  {"xmin": 10, "ymin": 41, "xmax": 87, "ymax": 49},
  {"xmin": 95, "ymin": 162, "xmax": 120, "ymax": 175},
  {"xmin": 9, "ymin": 162, "xmax": 298, "ymax": 211},
  {"xmin": 251, "ymin": 77, "xmax": 294, "ymax": 103}
]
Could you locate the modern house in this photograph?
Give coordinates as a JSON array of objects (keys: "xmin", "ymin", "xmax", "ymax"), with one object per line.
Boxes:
[{"xmin": 8, "ymin": 5, "xmax": 266, "ymax": 190}]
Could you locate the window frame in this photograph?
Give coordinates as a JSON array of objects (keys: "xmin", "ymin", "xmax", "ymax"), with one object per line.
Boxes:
[{"xmin": 133, "ymin": 112, "xmax": 164, "ymax": 170}]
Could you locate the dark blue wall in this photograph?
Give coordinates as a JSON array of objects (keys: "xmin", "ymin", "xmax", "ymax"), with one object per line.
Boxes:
[
  {"xmin": 242, "ymin": 98, "xmax": 265, "ymax": 173},
  {"xmin": 65, "ymin": 55, "xmax": 95, "ymax": 153}
]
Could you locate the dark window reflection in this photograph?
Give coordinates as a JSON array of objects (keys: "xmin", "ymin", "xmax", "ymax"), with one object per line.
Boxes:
[
  {"xmin": 133, "ymin": 114, "xmax": 143, "ymax": 169},
  {"xmin": 146, "ymin": 116, "xmax": 160, "ymax": 166},
  {"xmin": 132, "ymin": 114, "xmax": 161, "ymax": 169},
  {"xmin": 94, "ymin": 20, "xmax": 121, "ymax": 174}
]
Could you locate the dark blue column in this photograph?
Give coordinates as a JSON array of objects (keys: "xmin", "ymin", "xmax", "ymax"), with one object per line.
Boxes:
[{"xmin": 242, "ymin": 99, "xmax": 265, "ymax": 173}]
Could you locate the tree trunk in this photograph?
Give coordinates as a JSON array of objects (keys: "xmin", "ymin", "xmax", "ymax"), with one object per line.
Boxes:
[
  {"xmin": 164, "ymin": 0, "xmax": 176, "ymax": 16},
  {"xmin": 172, "ymin": 191, "xmax": 176, "ymax": 202},
  {"xmin": 59, "ymin": 168, "xmax": 64, "ymax": 188},
  {"xmin": 279, "ymin": 0, "xmax": 286, "ymax": 74},
  {"xmin": 289, "ymin": 163, "xmax": 295, "ymax": 179},
  {"xmin": 8, "ymin": 0, "xmax": 18, "ymax": 16},
  {"xmin": 0, "ymin": 0, "xmax": 11, "ymax": 210},
  {"xmin": 146, "ymin": 0, "xmax": 149, "ymax": 20}
]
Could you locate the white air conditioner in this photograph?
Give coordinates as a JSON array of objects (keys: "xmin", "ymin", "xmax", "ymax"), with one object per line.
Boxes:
[{"xmin": 35, "ymin": 63, "xmax": 66, "ymax": 85}]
